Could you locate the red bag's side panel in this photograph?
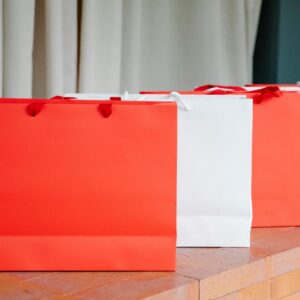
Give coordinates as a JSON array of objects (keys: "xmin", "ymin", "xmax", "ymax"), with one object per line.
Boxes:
[{"xmin": 0, "ymin": 101, "xmax": 177, "ymax": 270}]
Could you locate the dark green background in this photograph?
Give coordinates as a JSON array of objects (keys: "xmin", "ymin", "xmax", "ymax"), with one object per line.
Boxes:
[{"xmin": 253, "ymin": 0, "xmax": 300, "ymax": 83}]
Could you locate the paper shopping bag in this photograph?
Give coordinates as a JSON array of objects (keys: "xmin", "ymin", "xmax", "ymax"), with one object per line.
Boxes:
[
  {"xmin": 66, "ymin": 92, "xmax": 253, "ymax": 247},
  {"xmin": 0, "ymin": 98, "xmax": 177, "ymax": 270},
  {"xmin": 244, "ymin": 85, "xmax": 300, "ymax": 226}
]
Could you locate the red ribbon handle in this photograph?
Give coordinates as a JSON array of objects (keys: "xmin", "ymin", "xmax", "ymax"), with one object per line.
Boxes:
[
  {"xmin": 51, "ymin": 95, "xmax": 122, "ymax": 118},
  {"xmin": 98, "ymin": 96, "xmax": 122, "ymax": 118},
  {"xmin": 248, "ymin": 86, "xmax": 283, "ymax": 104},
  {"xmin": 50, "ymin": 96, "xmax": 77, "ymax": 100},
  {"xmin": 26, "ymin": 103, "xmax": 44, "ymax": 117},
  {"xmin": 193, "ymin": 84, "xmax": 246, "ymax": 92},
  {"xmin": 193, "ymin": 84, "xmax": 282, "ymax": 104},
  {"xmin": 26, "ymin": 96, "xmax": 122, "ymax": 118}
]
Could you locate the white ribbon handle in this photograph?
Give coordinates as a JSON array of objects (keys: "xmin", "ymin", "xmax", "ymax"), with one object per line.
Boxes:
[
  {"xmin": 122, "ymin": 91, "xmax": 129, "ymax": 100},
  {"xmin": 127, "ymin": 91, "xmax": 190, "ymax": 110},
  {"xmin": 168, "ymin": 91, "xmax": 190, "ymax": 111}
]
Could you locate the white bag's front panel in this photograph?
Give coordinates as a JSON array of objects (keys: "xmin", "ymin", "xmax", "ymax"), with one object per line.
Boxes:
[
  {"xmin": 176, "ymin": 97, "xmax": 252, "ymax": 247},
  {"xmin": 66, "ymin": 93, "xmax": 253, "ymax": 247}
]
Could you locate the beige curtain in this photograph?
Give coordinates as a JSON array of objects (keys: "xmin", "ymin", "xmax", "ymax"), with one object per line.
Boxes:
[{"xmin": 0, "ymin": 0, "xmax": 262, "ymax": 98}]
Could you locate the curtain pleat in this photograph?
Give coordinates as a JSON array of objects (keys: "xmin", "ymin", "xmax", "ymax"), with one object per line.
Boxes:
[
  {"xmin": 2, "ymin": 0, "xmax": 35, "ymax": 97},
  {"xmin": 32, "ymin": 0, "xmax": 77, "ymax": 98},
  {"xmin": 79, "ymin": 0, "xmax": 123, "ymax": 93}
]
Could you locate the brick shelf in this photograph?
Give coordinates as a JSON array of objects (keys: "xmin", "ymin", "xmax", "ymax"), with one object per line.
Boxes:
[{"xmin": 0, "ymin": 227, "xmax": 299, "ymax": 299}]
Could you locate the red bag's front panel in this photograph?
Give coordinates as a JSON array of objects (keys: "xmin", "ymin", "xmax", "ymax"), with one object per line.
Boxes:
[
  {"xmin": 252, "ymin": 92, "xmax": 300, "ymax": 227},
  {"xmin": 0, "ymin": 101, "xmax": 177, "ymax": 270}
]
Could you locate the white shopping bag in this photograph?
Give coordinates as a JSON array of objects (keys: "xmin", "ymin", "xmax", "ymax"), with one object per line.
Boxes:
[{"xmin": 65, "ymin": 92, "xmax": 253, "ymax": 247}]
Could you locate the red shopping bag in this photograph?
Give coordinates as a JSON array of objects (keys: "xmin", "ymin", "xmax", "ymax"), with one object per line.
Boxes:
[
  {"xmin": 250, "ymin": 90, "xmax": 300, "ymax": 227},
  {"xmin": 0, "ymin": 98, "xmax": 177, "ymax": 270},
  {"xmin": 193, "ymin": 85, "xmax": 300, "ymax": 227},
  {"xmin": 241, "ymin": 85, "xmax": 300, "ymax": 227}
]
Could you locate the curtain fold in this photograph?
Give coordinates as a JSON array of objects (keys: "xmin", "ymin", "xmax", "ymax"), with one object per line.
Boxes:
[
  {"xmin": 32, "ymin": 0, "xmax": 77, "ymax": 98},
  {"xmin": 79, "ymin": 0, "xmax": 123, "ymax": 93},
  {"xmin": 0, "ymin": 0, "xmax": 261, "ymax": 97},
  {"xmin": 1, "ymin": 0, "xmax": 35, "ymax": 97}
]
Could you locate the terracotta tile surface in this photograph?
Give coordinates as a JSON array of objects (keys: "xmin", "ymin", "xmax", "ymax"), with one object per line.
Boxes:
[
  {"xmin": 1, "ymin": 272, "xmax": 198, "ymax": 299},
  {"xmin": 176, "ymin": 247, "xmax": 267, "ymax": 280},
  {"xmin": 271, "ymin": 247, "xmax": 300, "ymax": 278},
  {"xmin": 250, "ymin": 227, "xmax": 290, "ymax": 240},
  {"xmin": 0, "ymin": 228, "xmax": 299, "ymax": 299},
  {"xmin": 176, "ymin": 227, "xmax": 300, "ymax": 282},
  {"xmin": 24, "ymin": 272, "xmax": 130, "ymax": 294},
  {"xmin": 142, "ymin": 281, "xmax": 198, "ymax": 300},
  {"xmin": 199, "ymin": 258, "xmax": 270, "ymax": 300},
  {"xmin": 72, "ymin": 273, "xmax": 198, "ymax": 300},
  {"xmin": 271, "ymin": 269, "xmax": 300, "ymax": 300},
  {"xmin": 281, "ymin": 291, "xmax": 300, "ymax": 300},
  {"xmin": 4, "ymin": 272, "xmax": 55, "ymax": 281},
  {"xmin": 251, "ymin": 227, "xmax": 300, "ymax": 257},
  {"xmin": 216, "ymin": 280, "xmax": 271, "ymax": 300},
  {"xmin": 0, "ymin": 275, "xmax": 57, "ymax": 299},
  {"xmin": 47, "ymin": 297, "xmax": 75, "ymax": 300},
  {"xmin": 175, "ymin": 227, "xmax": 300, "ymax": 299}
]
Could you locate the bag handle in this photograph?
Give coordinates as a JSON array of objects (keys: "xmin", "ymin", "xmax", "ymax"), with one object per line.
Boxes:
[
  {"xmin": 248, "ymin": 86, "xmax": 283, "ymax": 104},
  {"xmin": 50, "ymin": 96, "xmax": 77, "ymax": 100},
  {"xmin": 26, "ymin": 103, "xmax": 45, "ymax": 117},
  {"xmin": 168, "ymin": 92, "xmax": 190, "ymax": 111},
  {"xmin": 193, "ymin": 84, "xmax": 246, "ymax": 92},
  {"xmin": 133, "ymin": 91, "xmax": 190, "ymax": 111},
  {"xmin": 26, "ymin": 96, "xmax": 121, "ymax": 118},
  {"xmin": 193, "ymin": 85, "xmax": 282, "ymax": 104}
]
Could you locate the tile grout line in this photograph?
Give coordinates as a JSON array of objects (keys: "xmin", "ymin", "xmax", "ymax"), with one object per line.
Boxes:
[{"xmin": 278, "ymin": 289, "xmax": 300, "ymax": 300}]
